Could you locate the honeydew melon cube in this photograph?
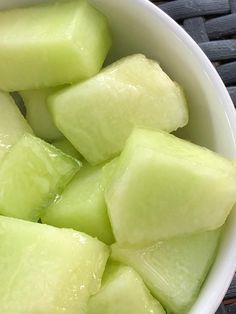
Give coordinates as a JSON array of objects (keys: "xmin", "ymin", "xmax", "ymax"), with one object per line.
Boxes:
[
  {"xmin": 0, "ymin": 0, "xmax": 111, "ymax": 91},
  {"xmin": 0, "ymin": 91, "xmax": 32, "ymax": 161},
  {"xmin": 105, "ymin": 128, "xmax": 236, "ymax": 245},
  {"xmin": 88, "ymin": 261, "xmax": 165, "ymax": 314},
  {"xmin": 52, "ymin": 137, "xmax": 83, "ymax": 160},
  {"xmin": 20, "ymin": 88, "xmax": 62, "ymax": 141},
  {"xmin": 102, "ymin": 158, "xmax": 119, "ymax": 188},
  {"xmin": 0, "ymin": 133, "xmax": 80, "ymax": 221},
  {"xmin": 112, "ymin": 229, "xmax": 221, "ymax": 314},
  {"xmin": 42, "ymin": 163, "xmax": 114, "ymax": 244},
  {"xmin": 0, "ymin": 215, "xmax": 109, "ymax": 314},
  {"xmin": 49, "ymin": 54, "xmax": 188, "ymax": 164}
]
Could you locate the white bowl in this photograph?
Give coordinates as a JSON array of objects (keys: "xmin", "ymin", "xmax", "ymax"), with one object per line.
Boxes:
[
  {"xmin": 89, "ymin": 1, "xmax": 236, "ymax": 313},
  {"xmin": 1, "ymin": 0, "xmax": 236, "ymax": 313}
]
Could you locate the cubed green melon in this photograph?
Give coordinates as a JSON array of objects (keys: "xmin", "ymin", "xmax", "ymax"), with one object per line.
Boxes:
[
  {"xmin": 112, "ymin": 229, "xmax": 221, "ymax": 314},
  {"xmin": 88, "ymin": 261, "xmax": 165, "ymax": 314},
  {"xmin": 0, "ymin": 215, "xmax": 109, "ymax": 314},
  {"xmin": 0, "ymin": 91, "xmax": 32, "ymax": 161},
  {"xmin": 52, "ymin": 137, "xmax": 83, "ymax": 160},
  {"xmin": 0, "ymin": 133, "xmax": 80, "ymax": 221},
  {"xmin": 102, "ymin": 158, "xmax": 119, "ymax": 188},
  {"xmin": 42, "ymin": 163, "xmax": 114, "ymax": 244},
  {"xmin": 0, "ymin": 0, "xmax": 111, "ymax": 91},
  {"xmin": 105, "ymin": 128, "xmax": 236, "ymax": 245},
  {"xmin": 20, "ymin": 88, "xmax": 62, "ymax": 141},
  {"xmin": 48, "ymin": 54, "xmax": 188, "ymax": 164}
]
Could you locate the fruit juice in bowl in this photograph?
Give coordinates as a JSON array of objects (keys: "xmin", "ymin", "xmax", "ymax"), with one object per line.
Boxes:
[{"xmin": 0, "ymin": 0, "xmax": 235, "ymax": 314}]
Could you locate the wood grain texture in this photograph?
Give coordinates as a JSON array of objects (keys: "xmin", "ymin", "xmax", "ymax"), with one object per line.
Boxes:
[
  {"xmin": 199, "ymin": 40, "xmax": 236, "ymax": 61},
  {"xmin": 158, "ymin": 0, "xmax": 230, "ymax": 21}
]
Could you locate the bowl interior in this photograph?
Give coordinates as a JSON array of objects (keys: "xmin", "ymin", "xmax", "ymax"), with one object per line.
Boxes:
[
  {"xmin": 90, "ymin": 1, "xmax": 236, "ymax": 313},
  {"xmin": 0, "ymin": 0, "xmax": 236, "ymax": 313}
]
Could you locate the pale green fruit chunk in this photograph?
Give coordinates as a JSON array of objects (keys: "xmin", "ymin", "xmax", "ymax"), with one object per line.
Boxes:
[
  {"xmin": 0, "ymin": 0, "xmax": 111, "ymax": 91},
  {"xmin": 112, "ymin": 230, "xmax": 221, "ymax": 314},
  {"xmin": 42, "ymin": 163, "xmax": 114, "ymax": 244},
  {"xmin": 0, "ymin": 215, "xmax": 109, "ymax": 314},
  {"xmin": 20, "ymin": 88, "xmax": 62, "ymax": 141},
  {"xmin": 52, "ymin": 137, "xmax": 83, "ymax": 160},
  {"xmin": 106, "ymin": 128, "xmax": 236, "ymax": 245},
  {"xmin": 49, "ymin": 54, "xmax": 188, "ymax": 164},
  {"xmin": 88, "ymin": 261, "xmax": 165, "ymax": 314},
  {"xmin": 102, "ymin": 157, "xmax": 119, "ymax": 188},
  {"xmin": 0, "ymin": 133, "xmax": 80, "ymax": 221},
  {"xmin": 0, "ymin": 91, "xmax": 32, "ymax": 161}
]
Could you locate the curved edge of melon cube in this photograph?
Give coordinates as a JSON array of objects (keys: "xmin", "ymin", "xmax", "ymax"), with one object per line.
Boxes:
[
  {"xmin": 0, "ymin": 215, "xmax": 110, "ymax": 313},
  {"xmin": 0, "ymin": 133, "xmax": 81, "ymax": 222},
  {"xmin": 111, "ymin": 229, "xmax": 222, "ymax": 313},
  {"xmin": 42, "ymin": 162, "xmax": 115, "ymax": 245},
  {"xmin": 0, "ymin": 91, "xmax": 33, "ymax": 161},
  {"xmin": 20, "ymin": 88, "xmax": 63, "ymax": 142},
  {"xmin": 0, "ymin": 0, "xmax": 112, "ymax": 91},
  {"xmin": 88, "ymin": 260, "xmax": 166, "ymax": 314},
  {"xmin": 105, "ymin": 128, "xmax": 236, "ymax": 246},
  {"xmin": 52, "ymin": 137, "xmax": 83, "ymax": 160},
  {"xmin": 47, "ymin": 54, "xmax": 188, "ymax": 165}
]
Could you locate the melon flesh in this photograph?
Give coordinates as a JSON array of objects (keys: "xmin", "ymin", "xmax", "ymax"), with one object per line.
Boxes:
[
  {"xmin": 88, "ymin": 261, "xmax": 165, "ymax": 314},
  {"xmin": 49, "ymin": 54, "xmax": 188, "ymax": 164},
  {"xmin": 102, "ymin": 158, "xmax": 119, "ymax": 188},
  {"xmin": 112, "ymin": 230, "xmax": 221, "ymax": 314},
  {"xmin": 52, "ymin": 137, "xmax": 83, "ymax": 160},
  {"xmin": 42, "ymin": 163, "xmax": 114, "ymax": 244},
  {"xmin": 0, "ymin": 133, "xmax": 80, "ymax": 221},
  {"xmin": 0, "ymin": 0, "xmax": 111, "ymax": 91},
  {"xmin": 105, "ymin": 128, "xmax": 236, "ymax": 245},
  {"xmin": 0, "ymin": 215, "xmax": 109, "ymax": 314},
  {"xmin": 20, "ymin": 88, "xmax": 62, "ymax": 141},
  {"xmin": 0, "ymin": 91, "xmax": 32, "ymax": 161}
]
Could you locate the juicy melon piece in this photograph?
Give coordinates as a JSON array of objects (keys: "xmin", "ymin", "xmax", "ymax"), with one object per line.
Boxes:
[
  {"xmin": 42, "ymin": 163, "xmax": 114, "ymax": 244},
  {"xmin": 88, "ymin": 261, "xmax": 165, "ymax": 314},
  {"xmin": 105, "ymin": 128, "xmax": 236, "ymax": 245},
  {"xmin": 49, "ymin": 54, "xmax": 188, "ymax": 164},
  {"xmin": 0, "ymin": 216, "xmax": 109, "ymax": 314},
  {"xmin": 0, "ymin": 0, "xmax": 111, "ymax": 91},
  {"xmin": 102, "ymin": 158, "xmax": 119, "ymax": 188},
  {"xmin": 20, "ymin": 88, "xmax": 62, "ymax": 141},
  {"xmin": 0, "ymin": 91, "xmax": 32, "ymax": 161},
  {"xmin": 112, "ymin": 230, "xmax": 221, "ymax": 314},
  {"xmin": 41, "ymin": 165, "xmax": 114, "ymax": 244},
  {"xmin": 52, "ymin": 137, "xmax": 83, "ymax": 160},
  {"xmin": 0, "ymin": 133, "xmax": 80, "ymax": 221},
  {"xmin": 0, "ymin": 0, "xmax": 69, "ymax": 10}
]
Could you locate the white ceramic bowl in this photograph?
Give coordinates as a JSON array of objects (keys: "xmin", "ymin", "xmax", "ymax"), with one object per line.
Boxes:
[
  {"xmin": 1, "ymin": 0, "xmax": 236, "ymax": 313},
  {"xmin": 90, "ymin": 2, "xmax": 236, "ymax": 313}
]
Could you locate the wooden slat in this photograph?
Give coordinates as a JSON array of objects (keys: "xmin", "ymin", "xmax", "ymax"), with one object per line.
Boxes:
[
  {"xmin": 216, "ymin": 304, "xmax": 227, "ymax": 314},
  {"xmin": 205, "ymin": 14, "xmax": 236, "ymax": 39},
  {"xmin": 225, "ymin": 303, "xmax": 236, "ymax": 313},
  {"xmin": 158, "ymin": 0, "xmax": 230, "ymax": 21},
  {"xmin": 183, "ymin": 17, "xmax": 209, "ymax": 43},
  {"xmin": 227, "ymin": 87, "xmax": 236, "ymax": 107},
  {"xmin": 225, "ymin": 273, "xmax": 236, "ymax": 300},
  {"xmin": 217, "ymin": 61, "xmax": 236, "ymax": 85},
  {"xmin": 230, "ymin": 0, "xmax": 236, "ymax": 14},
  {"xmin": 199, "ymin": 40, "xmax": 236, "ymax": 61}
]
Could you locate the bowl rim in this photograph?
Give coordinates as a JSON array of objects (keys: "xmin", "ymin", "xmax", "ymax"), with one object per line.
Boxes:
[
  {"xmin": 0, "ymin": 0, "xmax": 235, "ymax": 312},
  {"xmin": 131, "ymin": 0, "xmax": 236, "ymax": 313}
]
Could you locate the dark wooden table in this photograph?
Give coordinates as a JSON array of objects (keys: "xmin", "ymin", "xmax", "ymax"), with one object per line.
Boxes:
[{"xmin": 152, "ymin": 1, "xmax": 236, "ymax": 313}]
